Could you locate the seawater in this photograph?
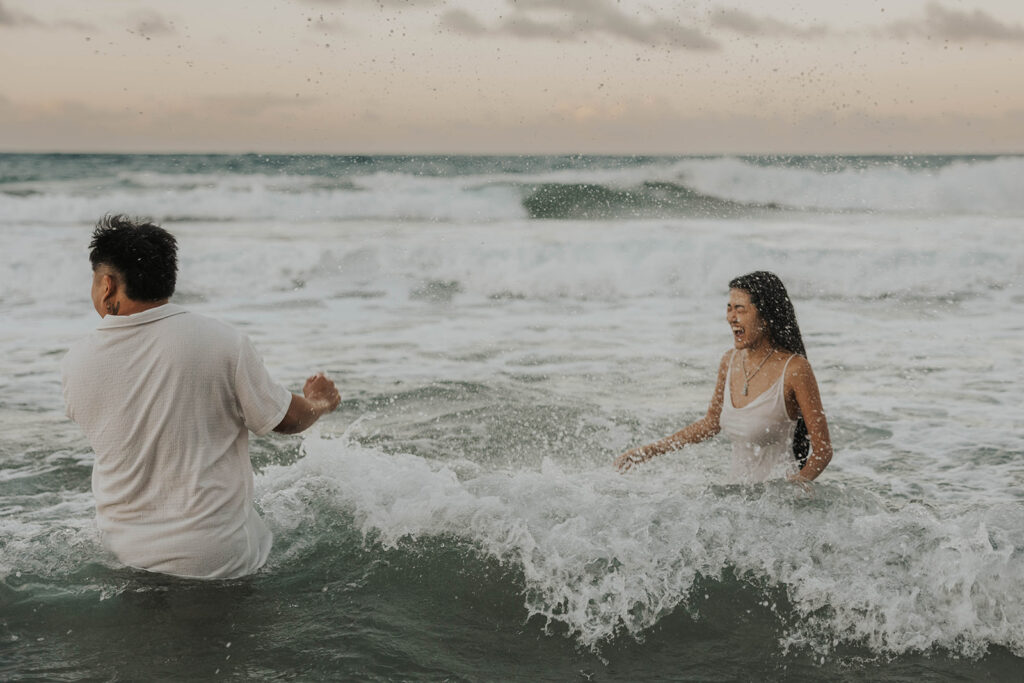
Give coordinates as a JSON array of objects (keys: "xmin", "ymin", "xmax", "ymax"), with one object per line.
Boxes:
[{"xmin": 1, "ymin": 154, "xmax": 1022, "ymax": 681}]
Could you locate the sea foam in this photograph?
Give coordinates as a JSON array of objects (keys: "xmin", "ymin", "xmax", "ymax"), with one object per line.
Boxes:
[
  {"xmin": 2, "ymin": 155, "xmax": 1023, "ymax": 226},
  {"xmin": 257, "ymin": 432, "xmax": 1024, "ymax": 658}
]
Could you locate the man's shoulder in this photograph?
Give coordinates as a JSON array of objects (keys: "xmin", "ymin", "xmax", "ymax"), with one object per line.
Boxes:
[
  {"xmin": 164, "ymin": 309, "xmax": 245, "ymax": 346},
  {"xmin": 61, "ymin": 332, "xmax": 98, "ymax": 380}
]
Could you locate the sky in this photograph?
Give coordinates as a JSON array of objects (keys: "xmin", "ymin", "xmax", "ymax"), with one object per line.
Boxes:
[{"xmin": 1, "ymin": 0, "xmax": 1023, "ymax": 154}]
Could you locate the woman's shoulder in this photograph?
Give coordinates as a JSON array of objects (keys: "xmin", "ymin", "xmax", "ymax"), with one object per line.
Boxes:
[{"xmin": 783, "ymin": 353, "xmax": 815, "ymax": 382}]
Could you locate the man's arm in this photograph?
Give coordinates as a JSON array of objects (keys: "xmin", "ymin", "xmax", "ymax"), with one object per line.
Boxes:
[{"xmin": 274, "ymin": 373, "xmax": 341, "ymax": 434}]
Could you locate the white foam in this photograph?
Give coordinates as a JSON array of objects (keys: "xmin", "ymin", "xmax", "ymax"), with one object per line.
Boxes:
[
  {"xmin": 0, "ymin": 488, "xmax": 103, "ymax": 579},
  {"xmin": 3, "ymin": 156, "xmax": 1023, "ymax": 227},
  {"xmin": 672, "ymin": 156, "xmax": 1024, "ymax": 214},
  {"xmin": 153, "ymin": 214, "xmax": 1020, "ymax": 307},
  {"xmin": 257, "ymin": 432, "xmax": 1024, "ymax": 656},
  {"xmin": 0, "ymin": 170, "xmax": 527, "ymax": 225}
]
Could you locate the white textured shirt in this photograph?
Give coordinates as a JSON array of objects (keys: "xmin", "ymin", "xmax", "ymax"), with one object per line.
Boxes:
[{"xmin": 61, "ymin": 304, "xmax": 291, "ymax": 579}]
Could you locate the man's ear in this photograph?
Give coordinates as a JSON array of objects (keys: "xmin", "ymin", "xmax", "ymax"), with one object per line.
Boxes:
[
  {"xmin": 98, "ymin": 272, "xmax": 123, "ymax": 314},
  {"xmin": 100, "ymin": 272, "xmax": 117, "ymax": 300}
]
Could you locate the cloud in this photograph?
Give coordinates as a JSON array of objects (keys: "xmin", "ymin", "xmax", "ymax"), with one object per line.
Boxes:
[
  {"xmin": 129, "ymin": 11, "xmax": 176, "ymax": 39},
  {"xmin": 0, "ymin": 1, "xmax": 93, "ymax": 31},
  {"xmin": 710, "ymin": 8, "xmax": 827, "ymax": 39},
  {"xmin": 0, "ymin": 0, "xmax": 40, "ymax": 27},
  {"xmin": 438, "ymin": 2, "xmax": 1024, "ymax": 50},
  {"xmin": 887, "ymin": 2, "xmax": 1024, "ymax": 43},
  {"xmin": 438, "ymin": 8, "xmax": 486, "ymax": 36},
  {"xmin": 303, "ymin": 12, "xmax": 347, "ymax": 34},
  {"xmin": 441, "ymin": 0, "xmax": 718, "ymax": 50}
]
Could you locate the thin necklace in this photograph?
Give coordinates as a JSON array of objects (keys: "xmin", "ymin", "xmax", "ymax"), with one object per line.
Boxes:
[{"xmin": 742, "ymin": 347, "xmax": 774, "ymax": 396}]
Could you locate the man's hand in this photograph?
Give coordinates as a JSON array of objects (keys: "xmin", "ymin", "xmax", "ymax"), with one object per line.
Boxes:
[
  {"xmin": 303, "ymin": 372, "xmax": 341, "ymax": 413},
  {"xmin": 274, "ymin": 372, "xmax": 341, "ymax": 434}
]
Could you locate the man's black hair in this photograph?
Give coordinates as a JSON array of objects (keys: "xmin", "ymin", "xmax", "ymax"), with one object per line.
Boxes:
[{"xmin": 89, "ymin": 214, "xmax": 178, "ymax": 302}]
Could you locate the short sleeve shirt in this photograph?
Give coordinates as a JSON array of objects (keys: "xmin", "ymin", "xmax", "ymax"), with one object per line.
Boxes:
[{"xmin": 61, "ymin": 304, "xmax": 292, "ymax": 579}]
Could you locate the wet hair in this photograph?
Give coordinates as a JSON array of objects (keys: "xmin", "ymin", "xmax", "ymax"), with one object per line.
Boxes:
[
  {"xmin": 728, "ymin": 271, "xmax": 810, "ymax": 466},
  {"xmin": 89, "ymin": 215, "xmax": 178, "ymax": 302}
]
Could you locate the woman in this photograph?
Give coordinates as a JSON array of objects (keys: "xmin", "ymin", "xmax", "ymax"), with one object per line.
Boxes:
[{"xmin": 614, "ymin": 271, "xmax": 832, "ymax": 483}]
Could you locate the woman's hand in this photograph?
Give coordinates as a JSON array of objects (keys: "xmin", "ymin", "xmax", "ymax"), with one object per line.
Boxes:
[
  {"xmin": 614, "ymin": 446, "xmax": 649, "ymax": 473},
  {"xmin": 614, "ymin": 352, "xmax": 729, "ymax": 475},
  {"xmin": 786, "ymin": 471, "xmax": 813, "ymax": 494}
]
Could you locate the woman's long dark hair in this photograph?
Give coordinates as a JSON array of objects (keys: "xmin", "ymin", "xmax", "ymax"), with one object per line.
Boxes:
[{"xmin": 728, "ymin": 271, "xmax": 810, "ymax": 467}]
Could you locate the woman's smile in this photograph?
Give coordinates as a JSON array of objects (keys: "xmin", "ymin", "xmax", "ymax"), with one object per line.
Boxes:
[{"xmin": 726, "ymin": 288, "xmax": 763, "ymax": 349}]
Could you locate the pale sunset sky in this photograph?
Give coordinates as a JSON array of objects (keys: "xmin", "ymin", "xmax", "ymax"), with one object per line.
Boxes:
[{"xmin": 1, "ymin": 0, "xmax": 1022, "ymax": 154}]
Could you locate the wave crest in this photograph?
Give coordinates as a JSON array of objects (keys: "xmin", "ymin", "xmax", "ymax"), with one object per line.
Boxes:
[
  {"xmin": 521, "ymin": 181, "xmax": 778, "ymax": 219},
  {"xmin": 2, "ymin": 155, "xmax": 1023, "ymax": 225},
  {"xmin": 257, "ymin": 433, "xmax": 1024, "ymax": 657}
]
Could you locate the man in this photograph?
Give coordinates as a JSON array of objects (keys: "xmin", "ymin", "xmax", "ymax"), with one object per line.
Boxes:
[{"xmin": 61, "ymin": 215, "xmax": 340, "ymax": 579}]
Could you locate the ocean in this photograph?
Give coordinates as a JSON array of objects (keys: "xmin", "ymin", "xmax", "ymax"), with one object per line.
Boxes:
[{"xmin": 1, "ymin": 153, "xmax": 1022, "ymax": 681}]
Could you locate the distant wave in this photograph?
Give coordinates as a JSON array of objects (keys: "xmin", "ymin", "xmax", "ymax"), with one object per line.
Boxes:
[
  {"xmin": 1, "ymin": 154, "xmax": 1022, "ymax": 225},
  {"xmin": 5, "ymin": 206, "xmax": 1015, "ymax": 309},
  {"xmin": 670, "ymin": 155, "xmax": 1024, "ymax": 215},
  {"xmin": 521, "ymin": 181, "xmax": 782, "ymax": 219}
]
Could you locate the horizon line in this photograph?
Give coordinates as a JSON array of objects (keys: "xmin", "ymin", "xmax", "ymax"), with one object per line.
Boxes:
[{"xmin": 2, "ymin": 149, "xmax": 1022, "ymax": 158}]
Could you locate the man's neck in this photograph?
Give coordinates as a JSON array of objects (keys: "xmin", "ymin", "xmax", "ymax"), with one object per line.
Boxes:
[{"xmin": 115, "ymin": 299, "xmax": 169, "ymax": 316}]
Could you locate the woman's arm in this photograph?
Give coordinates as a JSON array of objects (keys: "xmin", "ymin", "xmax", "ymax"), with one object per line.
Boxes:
[
  {"xmin": 614, "ymin": 351, "xmax": 730, "ymax": 472},
  {"xmin": 786, "ymin": 357, "xmax": 833, "ymax": 481}
]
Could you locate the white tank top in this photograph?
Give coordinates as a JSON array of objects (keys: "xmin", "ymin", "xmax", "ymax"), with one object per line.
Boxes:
[{"xmin": 719, "ymin": 350, "xmax": 798, "ymax": 483}]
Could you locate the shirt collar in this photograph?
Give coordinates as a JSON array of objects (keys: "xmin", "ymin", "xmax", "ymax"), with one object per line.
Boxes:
[{"xmin": 96, "ymin": 303, "xmax": 188, "ymax": 330}]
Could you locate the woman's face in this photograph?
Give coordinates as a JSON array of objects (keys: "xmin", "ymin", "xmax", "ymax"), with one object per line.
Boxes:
[{"xmin": 726, "ymin": 288, "xmax": 768, "ymax": 350}]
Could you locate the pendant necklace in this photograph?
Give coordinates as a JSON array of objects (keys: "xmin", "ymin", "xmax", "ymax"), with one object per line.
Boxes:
[{"xmin": 742, "ymin": 347, "xmax": 774, "ymax": 396}]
